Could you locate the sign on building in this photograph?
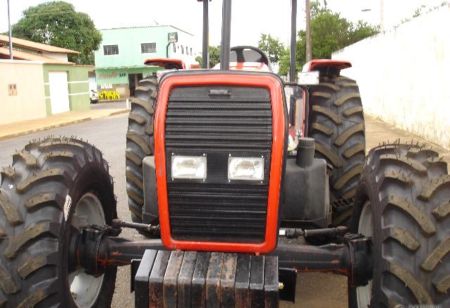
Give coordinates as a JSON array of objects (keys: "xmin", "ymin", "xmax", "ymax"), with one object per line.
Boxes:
[{"xmin": 168, "ymin": 32, "xmax": 178, "ymax": 43}]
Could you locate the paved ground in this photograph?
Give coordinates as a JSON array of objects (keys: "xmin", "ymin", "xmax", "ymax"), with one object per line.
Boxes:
[
  {"xmin": 0, "ymin": 112, "xmax": 448, "ymax": 307},
  {"xmin": 0, "ymin": 101, "xmax": 128, "ymax": 141}
]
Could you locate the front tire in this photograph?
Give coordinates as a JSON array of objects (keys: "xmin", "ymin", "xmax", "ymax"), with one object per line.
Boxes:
[
  {"xmin": 0, "ymin": 137, "xmax": 117, "ymax": 307},
  {"xmin": 349, "ymin": 143, "xmax": 450, "ymax": 307}
]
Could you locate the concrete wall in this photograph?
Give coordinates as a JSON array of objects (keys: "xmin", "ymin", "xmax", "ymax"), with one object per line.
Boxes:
[
  {"xmin": 332, "ymin": 5, "xmax": 450, "ymax": 149},
  {"xmin": 0, "ymin": 60, "xmax": 47, "ymax": 125},
  {"xmin": 43, "ymin": 64, "xmax": 91, "ymax": 114}
]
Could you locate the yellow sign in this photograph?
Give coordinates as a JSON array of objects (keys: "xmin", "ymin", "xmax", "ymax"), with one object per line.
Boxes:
[{"xmin": 99, "ymin": 89, "xmax": 121, "ymax": 100}]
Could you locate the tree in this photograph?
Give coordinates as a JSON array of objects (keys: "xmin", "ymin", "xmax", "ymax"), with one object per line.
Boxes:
[
  {"xmin": 208, "ymin": 46, "xmax": 221, "ymax": 67},
  {"xmin": 281, "ymin": 2, "xmax": 378, "ymax": 75},
  {"xmin": 278, "ymin": 48, "xmax": 292, "ymax": 76},
  {"xmin": 195, "ymin": 46, "xmax": 221, "ymax": 68},
  {"xmin": 12, "ymin": 1, "xmax": 101, "ymax": 64},
  {"xmin": 278, "ymin": 2, "xmax": 378, "ymax": 76},
  {"xmin": 258, "ymin": 34, "xmax": 285, "ymax": 63}
]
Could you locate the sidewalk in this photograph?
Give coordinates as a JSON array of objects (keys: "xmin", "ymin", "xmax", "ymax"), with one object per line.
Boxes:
[{"xmin": 0, "ymin": 102, "xmax": 129, "ymax": 140}]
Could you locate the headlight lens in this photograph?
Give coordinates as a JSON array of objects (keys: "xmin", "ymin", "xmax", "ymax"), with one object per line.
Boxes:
[
  {"xmin": 171, "ymin": 155, "xmax": 207, "ymax": 180},
  {"xmin": 228, "ymin": 157, "xmax": 264, "ymax": 181}
]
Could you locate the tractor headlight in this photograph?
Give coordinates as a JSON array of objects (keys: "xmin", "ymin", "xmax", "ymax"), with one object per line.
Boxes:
[
  {"xmin": 171, "ymin": 155, "xmax": 207, "ymax": 180},
  {"xmin": 228, "ymin": 157, "xmax": 264, "ymax": 181}
]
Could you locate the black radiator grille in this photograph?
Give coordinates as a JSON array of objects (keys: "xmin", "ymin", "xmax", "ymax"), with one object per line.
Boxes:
[
  {"xmin": 166, "ymin": 86, "xmax": 272, "ymax": 243},
  {"xmin": 166, "ymin": 87, "xmax": 272, "ymax": 151},
  {"xmin": 168, "ymin": 184, "xmax": 268, "ymax": 242}
]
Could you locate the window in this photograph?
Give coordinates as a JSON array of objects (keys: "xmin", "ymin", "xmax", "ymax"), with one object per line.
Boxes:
[
  {"xmin": 190, "ymin": 47, "xmax": 193, "ymax": 56},
  {"xmin": 141, "ymin": 42, "xmax": 156, "ymax": 53},
  {"xmin": 103, "ymin": 45, "xmax": 119, "ymax": 55},
  {"xmin": 181, "ymin": 45, "xmax": 184, "ymax": 54},
  {"xmin": 173, "ymin": 44, "xmax": 177, "ymax": 53}
]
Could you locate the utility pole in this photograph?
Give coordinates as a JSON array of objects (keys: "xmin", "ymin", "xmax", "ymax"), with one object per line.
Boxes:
[
  {"xmin": 305, "ymin": 0, "xmax": 312, "ymax": 62},
  {"xmin": 7, "ymin": 0, "xmax": 13, "ymax": 59}
]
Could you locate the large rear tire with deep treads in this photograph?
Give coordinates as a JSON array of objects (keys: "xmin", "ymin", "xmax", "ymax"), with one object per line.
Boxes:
[
  {"xmin": 125, "ymin": 77, "xmax": 158, "ymax": 228},
  {"xmin": 0, "ymin": 137, "xmax": 117, "ymax": 307},
  {"xmin": 308, "ymin": 75, "xmax": 365, "ymax": 225},
  {"xmin": 349, "ymin": 143, "xmax": 450, "ymax": 307}
]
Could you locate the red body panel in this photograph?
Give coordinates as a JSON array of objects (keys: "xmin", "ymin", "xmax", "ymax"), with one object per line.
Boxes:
[
  {"xmin": 303, "ymin": 59, "xmax": 351, "ymax": 72},
  {"xmin": 144, "ymin": 58, "xmax": 186, "ymax": 70},
  {"xmin": 154, "ymin": 73, "xmax": 286, "ymax": 253}
]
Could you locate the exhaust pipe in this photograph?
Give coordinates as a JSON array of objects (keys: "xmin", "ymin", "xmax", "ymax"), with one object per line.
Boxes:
[{"xmin": 296, "ymin": 137, "xmax": 315, "ymax": 168}]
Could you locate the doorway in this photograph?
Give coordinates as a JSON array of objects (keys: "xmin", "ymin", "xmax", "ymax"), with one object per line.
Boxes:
[
  {"xmin": 128, "ymin": 73, "xmax": 143, "ymax": 97},
  {"xmin": 48, "ymin": 71, "xmax": 70, "ymax": 114}
]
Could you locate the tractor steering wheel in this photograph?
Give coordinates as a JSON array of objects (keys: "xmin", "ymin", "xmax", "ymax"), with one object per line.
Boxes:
[{"xmin": 230, "ymin": 46, "xmax": 271, "ymax": 66}]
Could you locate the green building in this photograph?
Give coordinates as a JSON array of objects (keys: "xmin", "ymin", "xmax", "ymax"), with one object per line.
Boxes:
[{"xmin": 94, "ymin": 25, "xmax": 196, "ymax": 100}]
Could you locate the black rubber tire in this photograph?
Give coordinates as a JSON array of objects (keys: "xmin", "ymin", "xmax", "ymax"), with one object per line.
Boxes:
[
  {"xmin": 0, "ymin": 137, "xmax": 117, "ymax": 307},
  {"xmin": 125, "ymin": 77, "xmax": 158, "ymax": 227},
  {"xmin": 308, "ymin": 75, "xmax": 366, "ymax": 225},
  {"xmin": 349, "ymin": 143, "xmax": 450, "ymax": 307}
]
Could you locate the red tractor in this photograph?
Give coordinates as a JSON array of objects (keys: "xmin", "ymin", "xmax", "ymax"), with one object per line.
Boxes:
[{"xmin": 0, "ymin": 1, "xmax": 448, "ymax": 307}]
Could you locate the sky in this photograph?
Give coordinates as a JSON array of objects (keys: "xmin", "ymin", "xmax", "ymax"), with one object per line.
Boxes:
[{"xmin": 0, "ymin": 0, "xmax": 447, "ymax": 53}]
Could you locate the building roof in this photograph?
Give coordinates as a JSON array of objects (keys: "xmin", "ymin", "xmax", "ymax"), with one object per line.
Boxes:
[
  {"xmin": 0, "ymin": 47, "xmax": 73, "ymax": 64},
  {"xmin": 99, "ymin": 25, "xmax": 194, "ymax": 36},
  {"xmin": 0, "ymin": 34, "xmax": 79, "ymax": 55}
]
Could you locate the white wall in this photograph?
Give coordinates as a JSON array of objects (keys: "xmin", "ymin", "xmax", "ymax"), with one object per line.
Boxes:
[
  {"xmin": 0, "ymin": 60, "xmax": 47, "ymax": 125},
  {"xmin": 333, "ymin": 5, "xmax": 450, "ymax": 149}
]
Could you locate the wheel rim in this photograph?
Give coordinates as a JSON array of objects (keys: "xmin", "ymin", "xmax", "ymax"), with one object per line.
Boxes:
[
  {"xmin": 356, "ymin": 201, "xmax": 373, "ymax": 308},
  {"xmin": 69, "ymin": 193, "xmax": 106, "ymax": 307}
]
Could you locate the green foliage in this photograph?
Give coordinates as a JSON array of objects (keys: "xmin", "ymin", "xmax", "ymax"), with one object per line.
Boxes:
[
  {"xmin": 194, "ymin": 46, "xmax": 220, "ymax": 68},
  {"xmin": 278, "ymin": 1, "xmax": 379, "ymax": 76},
  {"xmin": 277, "ymin": 47, "xmax": 292, "ymax": 76},
  {"xmin": 257, "ymin": 34, "xmax": 285, "ymax": 63},
  {"xmin": 208, "ymin": 46, "xmax": 221, "ymax": 67},
  {"xmin": 12, "ymin": 1, "xmax": 101, "ymax": 64}
]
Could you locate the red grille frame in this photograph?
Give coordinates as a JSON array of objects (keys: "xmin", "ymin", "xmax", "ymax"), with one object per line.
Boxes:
[{"xmin": 154, "ymin": 72, "xmax": 286, "ymax": 253}]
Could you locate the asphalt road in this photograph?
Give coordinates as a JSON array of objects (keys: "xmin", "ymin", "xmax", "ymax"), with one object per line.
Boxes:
[{"xmin": 1, "ymin": 113, "xmax": 448, "ymax": 307}]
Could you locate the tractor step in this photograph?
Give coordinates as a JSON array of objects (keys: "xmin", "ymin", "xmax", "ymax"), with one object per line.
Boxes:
[{"xmin": 134, "ymin": 250, "xmax": 279, "ymax": 308}]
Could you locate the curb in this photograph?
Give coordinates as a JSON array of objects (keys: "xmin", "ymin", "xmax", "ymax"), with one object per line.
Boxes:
[
  {"xmin": 0, "ymin": 109, "xmax": 129, "ymax": 141},
  {"xmin": 109, "ymin": 109, "xmax": 130, "ymax": 117}
]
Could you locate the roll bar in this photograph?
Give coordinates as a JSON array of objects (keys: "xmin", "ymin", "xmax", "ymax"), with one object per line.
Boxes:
[{"xmin": 198, "ymin": 0, "xmax": 298, "ymax": 76}]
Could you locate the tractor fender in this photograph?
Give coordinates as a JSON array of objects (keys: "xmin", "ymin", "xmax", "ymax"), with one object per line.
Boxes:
[
  {"xmin": 144, "ymin": 58, "xmax": 186, "ymax": 70},
  {"xmin": 303, "ymin": 59, "xmax": 351, "ymax": 76}
]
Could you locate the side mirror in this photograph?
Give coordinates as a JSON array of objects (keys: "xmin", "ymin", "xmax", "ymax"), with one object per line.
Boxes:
[{"xmin": 297, "ymin": 71, "xmax": 320, "ymax": 86}]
